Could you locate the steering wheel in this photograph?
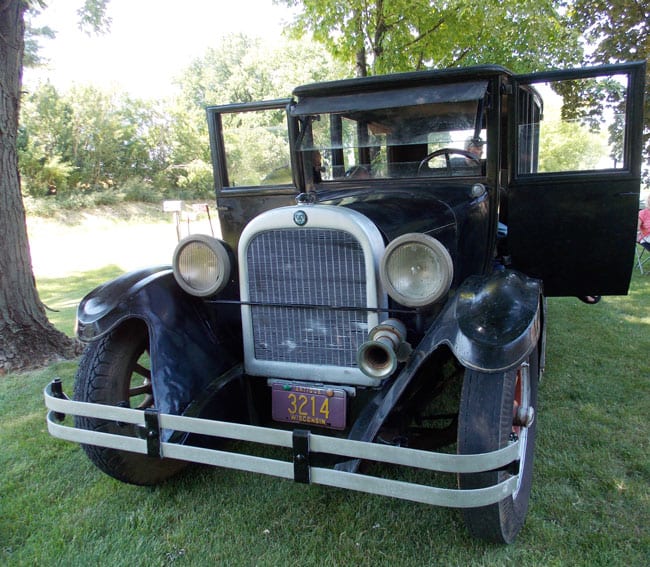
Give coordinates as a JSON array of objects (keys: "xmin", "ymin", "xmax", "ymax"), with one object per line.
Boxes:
[
  {"xmin": 344, "ymin": 165, "xmax": 370, "ymax": 179},
  {"xmin": 417, "ymin": 148, "xmax": 480, "ymax": 176}
]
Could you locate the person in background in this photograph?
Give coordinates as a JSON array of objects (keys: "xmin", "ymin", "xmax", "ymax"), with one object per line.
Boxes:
[
  {"xmin": 465, "ymin": 137, "xmax": 484, "ymax": 162},
  {"xmin": 638, "ymin": 194, "xmax": 650, "ymax": 245},
  {"xmin": 313, "ymin": 150, "xmax": 324, "ymax": 183}
]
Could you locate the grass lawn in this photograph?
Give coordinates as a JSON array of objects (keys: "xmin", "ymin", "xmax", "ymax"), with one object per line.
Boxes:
[{"xmin": 1, "ymin": 260, "xmax": 649, "ymax": 565}]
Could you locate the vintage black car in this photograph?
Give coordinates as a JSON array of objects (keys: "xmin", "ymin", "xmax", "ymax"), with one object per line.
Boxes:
[{"xmin": 45, "ymin": 62, "xmax": 645, "ymax": 543}]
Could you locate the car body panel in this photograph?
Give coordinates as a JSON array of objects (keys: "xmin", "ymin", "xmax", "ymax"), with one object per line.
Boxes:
[{"xmin": 77, "ymin": 268, "xmax": 242, "ymax": 422}]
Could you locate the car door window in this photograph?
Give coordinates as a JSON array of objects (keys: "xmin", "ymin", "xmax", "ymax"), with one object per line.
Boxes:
[{"xmin": 517, "ymin": 73, "xmax": 630, "ymax": 175}]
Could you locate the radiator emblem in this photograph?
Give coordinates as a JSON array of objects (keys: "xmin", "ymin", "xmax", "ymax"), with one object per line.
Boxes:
[{"xmin": 293, "ymin": 210, "xmax": 308, "ymax": 226}]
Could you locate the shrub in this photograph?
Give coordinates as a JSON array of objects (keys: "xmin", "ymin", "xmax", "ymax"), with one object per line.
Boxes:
[
  {"xmin": 174, "ymin": 160, "xmax": 214, "ymax": 198},
  {"xmin": 121, "ymin": 178, "xmax": 162, "ymax": 203}
]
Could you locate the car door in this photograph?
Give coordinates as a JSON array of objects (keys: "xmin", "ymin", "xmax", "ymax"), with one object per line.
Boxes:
[
  {"xmin": 206, "ymin": 99, "xmax": 299, "ymax": 249},
  {"xmin": 505, "ymin": 62, "xmax": 645, "ymax": 296}
]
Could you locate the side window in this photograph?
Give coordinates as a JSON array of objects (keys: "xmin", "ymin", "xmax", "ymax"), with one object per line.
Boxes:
[
  {"xmin": 221, "ymin": 108, "xmax": 291, "ymax": 187},
  {"xmin": 517, "ymin": 73, "xmax": 630, "ymax": 175}
]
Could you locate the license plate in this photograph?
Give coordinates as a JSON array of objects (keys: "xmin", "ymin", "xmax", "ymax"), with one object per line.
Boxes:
[{"xmin": 271, "ymin": 383, "xmax": 347, "ymax": 430}]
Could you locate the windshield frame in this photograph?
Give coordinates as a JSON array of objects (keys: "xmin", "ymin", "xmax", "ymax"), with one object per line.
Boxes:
[{"xmin": 293, "ymin": 81, "xmax": 490, "ymax": 182}]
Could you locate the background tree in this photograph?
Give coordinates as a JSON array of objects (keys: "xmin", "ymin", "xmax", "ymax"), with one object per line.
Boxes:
[
  {"xmin": 0, "ymin": 0, "xmax": 108, "ymax": 373},
  {"xmin": 18, "ymin": 82, "xmax": 74, "ymax": 194},
  {"xmin": 66, "ymin": 86, "xmax": 146, "ymax": 185},
  {"xmin": 279, "ymin": 0, "xmax": 582, "ymax": 76},
  {"xmin": 169, "ymin": 34, "xmax": 346, "ymax": 193},
  {"xmin": 18, "ymin": 33, "xmax": 344, "ymax": 203},
  {"xmin": 568, "ymin": 0, "xmax": 649, "ymax": 179},
  {"xmin": 282, "ymin": 0, "xmax": 647, "ymax": 180},
  {"xmin": 24, "ymin": 8, "xmax": 55, "ymax": 66},
  {"xmin": 19, "ymin": 83, "xmax": 174, "ymax": 195}
]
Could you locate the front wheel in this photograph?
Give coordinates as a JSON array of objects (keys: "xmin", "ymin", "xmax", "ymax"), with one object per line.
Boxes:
[
  {"xmin": 457, "ymin": 345, "xmax": 539, "ymax": 543},
  {"xmin": 74, "ymin": 322, "xmax": 186, "ymax": 485}
]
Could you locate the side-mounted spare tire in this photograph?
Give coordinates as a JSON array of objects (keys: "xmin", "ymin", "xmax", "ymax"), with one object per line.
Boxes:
[
  {"xmin": 74, "ymin": 321, "xmax": 186, "ymax": 485},
  {"xmin": 457, "ymin": 344, "xmax": 540, "ymax": 543}
]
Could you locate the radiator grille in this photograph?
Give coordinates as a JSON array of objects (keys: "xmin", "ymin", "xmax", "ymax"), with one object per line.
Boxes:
[{"xmin": 246, "ymin": 228, "xmax": 368, "ymax": 367}]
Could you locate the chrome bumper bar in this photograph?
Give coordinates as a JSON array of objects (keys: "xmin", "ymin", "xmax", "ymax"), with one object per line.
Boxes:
[{"xmin": 44, "ymin": 381, "xmax": 520, "ymax": 509}]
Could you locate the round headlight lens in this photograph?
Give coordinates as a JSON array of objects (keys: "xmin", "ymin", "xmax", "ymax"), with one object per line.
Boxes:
[
  {"xmin": 172, "ymin": 235, "xmax": 231, "ymax": 297},
  {"xmin": 380, "ymin": 234, "xmax": 453, "ymax": 307}
]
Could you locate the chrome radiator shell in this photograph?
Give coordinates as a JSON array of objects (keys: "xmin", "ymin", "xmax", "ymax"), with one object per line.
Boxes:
[{"xmin": 239, "ymin": 205, "xmax": 387, "ymax": 386}]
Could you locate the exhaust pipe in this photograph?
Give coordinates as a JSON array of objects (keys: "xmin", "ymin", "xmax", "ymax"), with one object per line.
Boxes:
[{"xmin": 357, "ymin": 319, "xmax": 411, "ymax": 379}]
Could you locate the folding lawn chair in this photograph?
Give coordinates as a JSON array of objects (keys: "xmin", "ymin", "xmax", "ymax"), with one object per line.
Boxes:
[{"xmin": 636, "ymin": 240, "xmax": 650, "ymax": 274}]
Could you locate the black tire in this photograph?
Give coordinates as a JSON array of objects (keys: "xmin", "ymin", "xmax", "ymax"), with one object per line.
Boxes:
[
  {"xmin": 457, "ymin": 345, "xmax": 539, "ymax": 543},
  {"xmin": 74, "ymin": 322, "xmax": 186, "ymax": 485}
]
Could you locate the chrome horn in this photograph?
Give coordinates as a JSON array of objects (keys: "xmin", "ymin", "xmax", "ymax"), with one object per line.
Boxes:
[{"xmin": 357, "ymin": 319, "xmax": 412, "ymax": 379}]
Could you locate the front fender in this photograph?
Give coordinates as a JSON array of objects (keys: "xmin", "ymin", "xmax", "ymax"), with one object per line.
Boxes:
[
  {"xmin": 76, "ymin": 267, "xmax": 242, "ymax": 419},
  {"xmin": 429, "ymin": 269, "xmax": 542, "ymax": 372},
  {"xmin": 77, "ymin": 266, "xmax": 175, "ymax": 341},
  {"xmin": 337, "ymin": 269, "xmax": 542, "ymax": 471}
]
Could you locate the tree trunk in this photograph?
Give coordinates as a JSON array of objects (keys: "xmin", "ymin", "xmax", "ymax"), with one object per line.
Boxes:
[
  {"xmin": 0, "ymin": 0, "xmax": 78, "ymax": 374},
  {"xmin": 353, "ymin": 7, "xmax": 367, "ymax": 78},
  {"xmin": 355, "ymin": 47, "xmax": 367, "ymax": 78}
]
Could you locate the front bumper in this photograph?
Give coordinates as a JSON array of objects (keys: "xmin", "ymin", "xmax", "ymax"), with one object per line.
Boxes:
[{"xmin": 45, "ymin": 380, "xmax": 520, "ymax": 509}]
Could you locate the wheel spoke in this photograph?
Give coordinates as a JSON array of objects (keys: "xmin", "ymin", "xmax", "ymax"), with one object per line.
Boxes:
[
  {"xmin": 75, "ymin": 326, "xmax": 185, "ymax": 484},
  {"xmin": 133, "ymin": 363, "xmax": 151, "ymax": 379},
  {"xmin": 129, "ymin": 383, "xmax": 151, "ymax": 397}
]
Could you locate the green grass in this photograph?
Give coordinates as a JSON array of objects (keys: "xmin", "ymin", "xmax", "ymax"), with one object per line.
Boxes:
[
  {"xmin": 1, "ymin": 270, "xmax": 648, "ymax": 566},
  {"xmin": 36, "ymin": 266, "xmax": 125, "ymax": 336}
]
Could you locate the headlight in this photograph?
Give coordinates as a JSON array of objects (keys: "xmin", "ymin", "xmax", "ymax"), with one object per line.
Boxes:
[
  {"xmin": 172, "ymin": 235, "xmax": 231, "ymax": 297},
  {"xmin": 380, "ymin": 234, "xmax": 453, "ymax": 307}
]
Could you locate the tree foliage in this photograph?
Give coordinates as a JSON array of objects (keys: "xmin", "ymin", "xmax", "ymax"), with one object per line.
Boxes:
[
  {"xmin": 278, "ymin": 0, "xmax": 582, "ymax": 76},
  {"xmin": 567, "ymin": 0, "xmax": 650, "ymax": 172},
  {"xmin": 76, "ymin": 0, "xmax": 111, "ymax": 34},
  {"xmin": 24, "ymin": 11, "xmax": 55, "ymax": 67},
  {"xmin": 280, "ymin": 0, "xmax": 648, "ymax": 177},
  {"xmin": 18, "ymin": 84, "xmax": 167, "ymax": 194},
  {"xmin": 177, "ymin": 34, "xmax": 347, "ymax": 109},
  {"xmin": 18, "ymin": 34, "xmax": 344, "ymax": 199}
]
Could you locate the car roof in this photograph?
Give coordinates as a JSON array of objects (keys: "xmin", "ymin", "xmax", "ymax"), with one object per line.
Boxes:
[{"xmin": 292, "ymin": 65, "xmax": 512, "ymax": 98}]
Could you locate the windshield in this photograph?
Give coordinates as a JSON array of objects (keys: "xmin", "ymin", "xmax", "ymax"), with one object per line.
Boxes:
[{"xmin": 294, "ymin": 81, "xmax": 488, "ymax": 180}]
